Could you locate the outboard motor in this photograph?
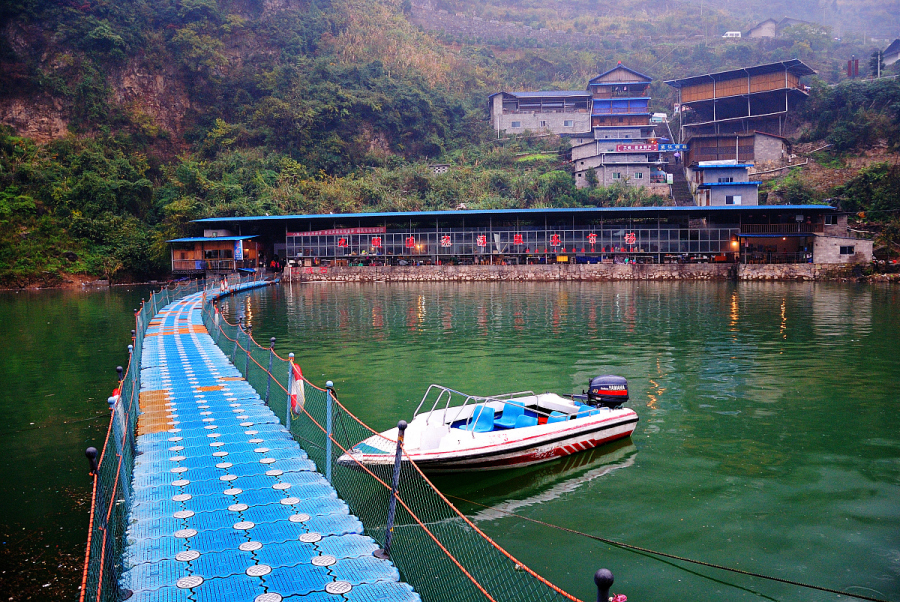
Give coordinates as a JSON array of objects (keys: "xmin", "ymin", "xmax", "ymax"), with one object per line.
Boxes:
[{"xmin": 587, "ymin": 375, "xmax": 629, "ymax": 409}]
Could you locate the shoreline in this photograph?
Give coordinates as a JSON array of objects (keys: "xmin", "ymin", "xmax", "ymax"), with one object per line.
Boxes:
[
  {"xmin": 286, "ymin": 263, "xmax": 900, "ymax": 283},
  {"xmin": 4, "ymin": 263, "xmax": 899, "ymax": 291}
]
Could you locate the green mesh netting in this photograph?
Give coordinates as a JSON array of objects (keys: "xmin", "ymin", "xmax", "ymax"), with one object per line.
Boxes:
[
  {"xmin": 81, "ymin": 274, "xmax": 583, "ymax": 602},
  {"xmin": 201, "ymin": 286, "xmax": 582, "ymax": 602}
]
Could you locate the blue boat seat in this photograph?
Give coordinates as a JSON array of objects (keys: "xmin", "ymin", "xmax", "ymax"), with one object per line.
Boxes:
[
  {"xmin": 459, "ymin": 405, "xmax": 495, "ymax": 433},
  {"xmin": 514, "ymin": 414, "xmax": 538, "ymax": 428},
  {"xmin": 577, "ymin": 404, "xmax": 599, "ymax": 417},
  {"xmin": 494, "ymin": 402, "xmax": 525, "ymax": 429},
  {"xmin": 547, "ymin": 411, "xmax": 568, "ymax": 424}
]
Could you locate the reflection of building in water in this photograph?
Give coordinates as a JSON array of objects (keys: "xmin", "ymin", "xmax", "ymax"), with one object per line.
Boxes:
[{"xmin": 811, "ymin": 286, "xmax": 872, "ymax": 338}]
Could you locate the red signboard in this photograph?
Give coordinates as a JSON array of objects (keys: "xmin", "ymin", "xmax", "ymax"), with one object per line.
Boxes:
[
  {"xmin": 615, "ymin": 143, "xmax": 658, "ymax": 152},
  {"xmin": 287, "ymin": 227, "xmax": 387, "ymax": 237}
]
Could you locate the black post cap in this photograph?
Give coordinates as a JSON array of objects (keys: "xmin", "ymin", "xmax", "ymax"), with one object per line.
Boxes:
[
  {"xmin": 85, "ymin": 447, "xmax": 98, "ymax": 474},
  {"xmin": 397, "ymin": 420, "xmax": 408, "ymax": 432},
  {"xmin": 594, "ymin": 568, "xmax": 614, "ymax": 602},
  {"xmin": 116, "ymin": 366, "xmax": 124, "ymax": 380},
  {"xmin": 270, "ymin": 337, "xmax": 276, "ymax": 347}
]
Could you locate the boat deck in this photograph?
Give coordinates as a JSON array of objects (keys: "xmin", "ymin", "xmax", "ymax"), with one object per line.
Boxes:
[{"xmin": 123, "ymin": 290, "xmax": 418, "ymax": 601}]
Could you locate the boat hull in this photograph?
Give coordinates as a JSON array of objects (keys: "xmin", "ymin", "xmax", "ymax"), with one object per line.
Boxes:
[{"xmin": 342, "ymin": 409, "xmax": 638, "ymax": 473}]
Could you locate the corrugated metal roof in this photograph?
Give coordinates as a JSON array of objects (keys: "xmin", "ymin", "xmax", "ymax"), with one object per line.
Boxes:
[
  {"xmin": 739, "ymin": 233, "xmax": 814, "ymax": 238},
  {"xmin": 166, "ymin": 235, "xmax": 257, "ymax": 243},
  {"xmin": 697, "ymin": 181, "xmax": 762, "ymax": 188},
  {"xmin": 664, "ymin": 59, "xmax": 816, "ymax": 88},
  {"xmin": 194, "ymin": 205, "xmax": 836, "ymax": 224},
  {"xmin": 694, "ymin": 164, "xmax": 755, "ymax": 169},
  {"xmin": 496, "ymin": 90, "xmax": 591, "ymax": 98}
]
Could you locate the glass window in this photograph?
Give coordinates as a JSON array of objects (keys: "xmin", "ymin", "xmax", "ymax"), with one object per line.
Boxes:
[
  {"xmin": 511, "ymin": 121, "xmax": 521, "ymax": 128},
  {"xmin": 840, "ymin": 246, "xmax": 855, "ymax": 255},
  {"xmin": 564, "ymin": 120, "xmax": 574, "ymax": 127}
]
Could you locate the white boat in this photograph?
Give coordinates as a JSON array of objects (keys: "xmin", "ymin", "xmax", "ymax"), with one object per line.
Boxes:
[{"xmin": 340, "ymin": 376, "xmax": 639, "ymax": 472}]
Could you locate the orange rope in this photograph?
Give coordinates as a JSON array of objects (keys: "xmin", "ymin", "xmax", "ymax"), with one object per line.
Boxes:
[
  {"xmin": 94, "ymin": 456, "xmax": 122, "ymax": 602},
  {"xmin": 407, "ymin": 454, "xmax": 583, "ymax": 601},
  {"xmin": 296, "ymin": 408, "xmax": 498, "ymax": 601},
  {"xmin": 198, "ymin": 282, "xmax": 577, "ymax": 601},
  {"xmin": 77, "ymin": 471, "xmax": 99, "ymax": 602}
]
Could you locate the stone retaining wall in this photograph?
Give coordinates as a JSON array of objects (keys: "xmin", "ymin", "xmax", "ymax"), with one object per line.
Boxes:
[{"xmin": 286, "ymin": 263, "xmax": 830, "ymax": 283}]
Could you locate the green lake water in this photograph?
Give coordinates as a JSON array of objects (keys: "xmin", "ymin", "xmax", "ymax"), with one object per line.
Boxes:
[
  {"xmin": 0, "ymin": 286, "xmax": 151, "ymax": 600},
  {"xmin": 217, "ymin": 281, "xmax": 900, "ymax": 602},
  {"xmin": 1, "ymin": 281, "xmax": 898, "ymax": 602}
]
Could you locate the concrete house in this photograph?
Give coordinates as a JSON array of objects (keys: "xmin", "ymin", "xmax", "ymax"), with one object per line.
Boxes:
[
  {"xmin": 746, "ymin": 17, "xmax": 819, "ymax": 38},
  {"xmin": 573, "ymin": 64, "xmax": 665, "ymax": 190},
  {"xmin": 687, "ymin": 161, "xmax": 760, "ymax": 206},
  {"xmin": 488, "ymin": 91, "xmax": 592, "ymax": 136},
  {"xmin": 684, "ymin": 131, "xmax": 791, "ymax": 169}
]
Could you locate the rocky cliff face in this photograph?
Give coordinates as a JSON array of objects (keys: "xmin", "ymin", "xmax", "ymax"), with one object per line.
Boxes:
[
  {"xmin": 109, "ymin": 61, "xmax": 194, "ymax": 139},
  {"xmin": 0, "ymin": 95, "xmax": 69, "ymax": 142},
  {"xmin": 0, "ymin": 2, "xmax": 286, "ymax": 146}
]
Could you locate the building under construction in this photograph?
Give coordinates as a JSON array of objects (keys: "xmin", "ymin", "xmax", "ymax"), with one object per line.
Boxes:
[{"xmin": 665, "ymin": 59, "xmax": 815, "ymax": 167}]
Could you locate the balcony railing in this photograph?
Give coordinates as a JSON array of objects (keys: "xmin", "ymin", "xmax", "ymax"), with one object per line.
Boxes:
[
  {"xmin": 591, "ymin": 108, "xmax": 650, "ymax": 115},
  {"xmin": 172, "ymin": 259, "xmax": 258, "ymax": 272},
  {"xmin": 503, "ymin": 108, "xmax": 590, "ymax": 114},
  {"xmin": 740, "ymin": 223, "xmax": 823, "ymax": 235},
  {"xmin": 742, "ymin": 252, "xmax": 812, "ymax": 264}
]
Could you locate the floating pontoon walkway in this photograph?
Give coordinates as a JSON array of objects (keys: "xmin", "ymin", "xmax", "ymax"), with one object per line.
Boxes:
[{"xmin": 122, "ymin": 289, "xmax": 418, "ymax": 602}]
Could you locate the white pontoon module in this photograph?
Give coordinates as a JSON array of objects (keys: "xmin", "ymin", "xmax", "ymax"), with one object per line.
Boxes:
[{"xmin": 339, "ymin": 375, "xmax": 638, "ymax": 472}]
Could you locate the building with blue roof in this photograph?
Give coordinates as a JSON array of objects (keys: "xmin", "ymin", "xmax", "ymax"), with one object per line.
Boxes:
[
  {"xmin": 571, "ymin": 64, "xmax": 666, "ymax": 190},
  {"xmin": 168, "ymin": 204, "xmax": 872, "ymax": 272},
  {"xmin": 166, "ymin": 231, "xmax": 260, "ymax": 273},
  {"xmin": 688, "ymin": 161, "xmax": 760, "ymax": 206}
]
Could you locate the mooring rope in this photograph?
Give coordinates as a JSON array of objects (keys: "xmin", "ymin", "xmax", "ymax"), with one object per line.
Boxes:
[{"xmin": 446, "ymin": 494, "xmax": 894, "ymax": 602}]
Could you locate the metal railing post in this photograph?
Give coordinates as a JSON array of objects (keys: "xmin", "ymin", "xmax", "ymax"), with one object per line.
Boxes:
[
  {"xmin": 213, "ymin": 300, "xmax": 220, "ymax": 344},
  {"xmin": 231, "ymin": 317, "xmax": 241, "ymax": 362},
  {"xmin": 325, "ymin": 380, "xmax": 334, "ymax": 483},
  {"xmin": 286, "ymin": 353, "xmax": 294, "ymax": 430},
  {"xmin": 243, "ymin": 323, "xmax": 251, "ymax": 377},
  {"xmin": 374, "ymin": 420, "xmax": 407, "ymax": 560},
  {"xmin": 265, "ymin": 338, "xmax": 276, "ymax": 405}
]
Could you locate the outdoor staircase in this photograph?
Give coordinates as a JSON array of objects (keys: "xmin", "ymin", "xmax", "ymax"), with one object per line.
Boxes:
[{"xmin": 667, "ymin": 165, "xmax": 694, "ymax": 206}]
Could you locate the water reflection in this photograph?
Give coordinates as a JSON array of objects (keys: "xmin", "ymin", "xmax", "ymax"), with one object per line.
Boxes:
[{"xmin": 453, "ymin": 441, "xmax": 637, "ymax": 523}]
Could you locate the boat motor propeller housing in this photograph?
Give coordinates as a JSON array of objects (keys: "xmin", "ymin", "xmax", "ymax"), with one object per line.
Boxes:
[{"xmin": 587, "ymin": 375, "xmax": 629, "ymax": 408}]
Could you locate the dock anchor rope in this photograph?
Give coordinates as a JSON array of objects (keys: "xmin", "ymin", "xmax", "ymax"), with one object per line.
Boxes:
[{"xmin": 447, "ymin": 494, "xmax": 894, "ymax": 602}]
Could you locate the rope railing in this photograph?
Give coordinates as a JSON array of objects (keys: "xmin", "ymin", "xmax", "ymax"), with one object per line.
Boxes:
[
  {"xmin": 200, "ymin": 286, "xmax": 586, "ymax": 602},
  {"xmin": 79, "ymin": 277, "xmax": 215, "ymax": 602},
  {"xmin": 80, "ymin": 272, "xmax": 595, "ymax": 602}
]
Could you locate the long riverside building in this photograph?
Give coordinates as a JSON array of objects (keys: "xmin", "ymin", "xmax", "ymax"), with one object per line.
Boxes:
[
  {"xmin": 124, "ymin": 289, "xmax": 418, "ymax": 601},
  {"xmin": 169, "ymin": 205, "xmax": 873, "ymax": 271}
]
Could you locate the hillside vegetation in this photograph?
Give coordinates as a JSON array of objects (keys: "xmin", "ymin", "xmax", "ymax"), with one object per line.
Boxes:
[{"xmin": 0, "ymin": 0, "xmax": 899, "ymax": 286}]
